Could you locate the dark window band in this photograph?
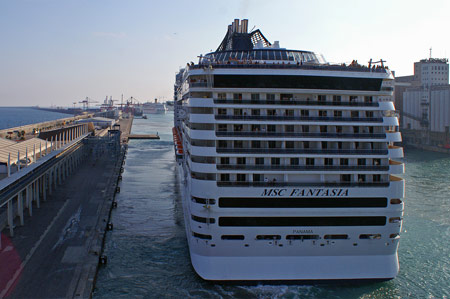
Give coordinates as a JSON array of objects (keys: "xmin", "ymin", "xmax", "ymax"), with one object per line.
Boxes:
[
  {"xmin": 191, "ymin": 155, "xmax": 216, "ymax": 164},
  {"xmin": 286, "ymin": 235, "xmax": 319, "ymax": 240},
  {"xmin": 214, "ymin": 75, "xmax": 382, "ymax": 91},
  {"xmin": 218, "ymin": 197, "xmax": 387, "ymax": 208},
  {"xmin": 191, "ymin": 215, "xmax": 216, "ymax": 224},
  {"xmin": 190, "ymin": 139, "xmax": 215, "ymax": 147},
  {"xmin": 188, "ymin": 107, "xmax": 213, "ymax": 114},
  {"xmin": 191, "ymin": 171, "xmax": 216, "ymax": 181},
  {"xmin": 192, "ymin": 197, "xmax": 216, "ymax": 205},
  {"xmin": 218, "ymin": 216, "xmax": 386, "ymax": 227},
  {"xmin": 192, "ymin": 232, "xmax": 212, "ymax": 240},
  {"xmin": 256, "ymin": 235, "xmax": 281, "ymax": 240},
  {"xmin": 221, "ymin": 235, "xmax": 245, "ymax": 240}
]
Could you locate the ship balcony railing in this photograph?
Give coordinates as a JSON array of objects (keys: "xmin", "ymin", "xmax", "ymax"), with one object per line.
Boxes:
[
  {"xmin": 216, "ymin": 148, "xmax": 389, "ymax": 155},
  {"xmin": 215, "ymin": 131, "xmax": 387, "ymax": 139},
  {"xmin": 215, "ymin": 115, "xmax": 383, "ymax": 123},
  {"xmin": 388, "ymin": 159, "xmax": 404, "ymax": 174},
  {"xmin": 189, "ymin": 63, "xmax": 389, "ymax": 74},
  {"xmin": 189, "ymin": 82, "xmax": 208, "ymax": 88},
  {"xmin": 213, "ymin": 98, "xmax": 379, "ymax": 107},
  {"xmin": 216, "ymin": 165, "xmax": 389, "ymax": 171},
  {"xmin": 389, "ymin": 160, "xmax": 403, "ymax": 166},
  {"xmin": 216, "ymin": 181, "xmax": 390, "ymax": 187},
  {"xmin": 388, "ymin": 145, "xmax": 404, "ymax": 158}
]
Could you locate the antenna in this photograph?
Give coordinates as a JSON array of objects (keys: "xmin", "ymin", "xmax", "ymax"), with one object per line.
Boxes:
[{"xmin": 430, "ymin": 47, "xmax": 432, "ymax": 59}]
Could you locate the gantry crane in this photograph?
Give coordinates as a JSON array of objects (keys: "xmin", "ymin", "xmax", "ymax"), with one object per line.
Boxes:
[{"xmin": 79, "ymin": 97, "xmax": 99, "ymax": 110}]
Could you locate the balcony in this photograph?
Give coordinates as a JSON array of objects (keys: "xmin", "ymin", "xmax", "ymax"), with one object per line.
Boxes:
[
  {"xmin": 389, "ymin": 160, "xmax": 405, "ymax": 174},
  {"xmin": 215, "ymin": 115, "xmax": 383, "ymax": 123},
  {"xmin": 189, "ymin": 82, "xmax": 208, "ymax": 88},
  {"xmin": 213, "ymin": 99, "xmax": 379, "ymax": 107},
  {"xmin": 216, "ymin": 148, "xmax": 389, "ymax": 155},
  {"xmin": 217, "ymin": 181, "xmax": 390, "ymax": 187},
  {"xmin": 388, "ymin": 146, "xmax": 404, "ymax": 158},
  {"xmin": 217, "ymin": 165, "xmax": 389, "ymax": 171},
  {"xmin": 216, "ymin": 131, "xmax": 387, "ymax": 139},
  {"xmin": 385, "ymin": 131, "xmax": 402, "ymax": 142}
]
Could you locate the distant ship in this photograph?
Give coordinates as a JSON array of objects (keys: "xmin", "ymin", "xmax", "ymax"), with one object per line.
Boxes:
[
  {"xmin": 173, "ymin": 19, "xmax": 405, "ymax": 281},
  {"xmin": 142, "ymin": 99, "xmax": 167, "ymax": 114},
  {"xmin": 166, "ymin": 100, "xmax": 175, "ymax": 111}
]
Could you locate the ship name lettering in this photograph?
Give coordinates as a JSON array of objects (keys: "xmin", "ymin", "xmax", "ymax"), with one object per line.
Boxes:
[
  {"xmin": 262, "ymin": 188, "xmax": 349, "ymax": 197},
  {"xmin": 261, "ymin": 188, "xmax": 288, "ymax": 196},
  {"xmin": 289, "ymin": 188, "xmax": 349, "ymax": 197}
]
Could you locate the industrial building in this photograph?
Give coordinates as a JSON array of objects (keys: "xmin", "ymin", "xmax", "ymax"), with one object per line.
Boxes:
[
  {"xmin": 76, "ymin": 117, "xmax": 115, "ymax": 129},
  {"xmin": 395, "ymin": 57, "xmax": 450, "ymax": 147}
]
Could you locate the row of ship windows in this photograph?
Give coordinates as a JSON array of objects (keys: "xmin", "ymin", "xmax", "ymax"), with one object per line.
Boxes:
[
  {"xmin": 187, "ymin": 122, "xmax": 392, "ymax": 134},
  {"xmin": 191, "ymin": 216, "xmax": 393, "ymax": 226},
  {"xmin": 194, "ymin": 75, "xmax": 385, "ymax": 92},
  {"xmin": 191, "ymin": 155, "xmax": 387, "ymax": 166},
  {"xmin": 190, "ymin": 139, "xmax": 388, "ymax": 150},
  {"xmin": 216, "ymin": 173, "xmax": 384, "ymax": 183},
  {"xmin": 193, "ymin": 233, "xmax": 398, "ymax": 241},
  {"xmin": 214, "ymin": 94, "xmax": 375, "ymax": 103},
  {"xmin": 187, "ymin": 93, "xmax": 387, "ymax": 107},
  {"xmin": 216, "ymin": 108, "xmax": 379, "ymax": 118},
  {"xmin": 192, "ymin": 196, "xmax": 403, "ymax": 208},
  {"xmin": 216, "ymin": 157, "xmax": 384, "ymax": 166},
  {"xmin": 187, "ymin": 107, "xmax": 383, "ymax": 116},
  {"xmin": 189, "ymin": 171, "xmax": 388, "ymax": 184}
]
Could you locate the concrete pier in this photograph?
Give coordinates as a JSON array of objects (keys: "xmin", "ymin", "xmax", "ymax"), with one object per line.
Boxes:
[
  {"xmin": 0, "ymin": 114, "xmax": 94, "ymax": 139},
  {"xmin": 128, "ymin": 134, "xmax": 160, "ymax": 140},
  {"xmin": 0, "ymin": 117, "xmax": 132, "ymax": 298}
]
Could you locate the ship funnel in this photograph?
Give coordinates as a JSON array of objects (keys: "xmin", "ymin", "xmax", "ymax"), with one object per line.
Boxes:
[
  {"xmin": 233, "ymin": 19, "xmax": 240, "ymax": 32},
  {"xmin": 241, "ymin": 19, "xmax": 248, "ymax": 33}
]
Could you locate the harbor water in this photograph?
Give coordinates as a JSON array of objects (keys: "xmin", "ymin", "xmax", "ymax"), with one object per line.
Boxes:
[
  {"xmin": 0, "ymin": 107, "xmax": 70, "ymax": 130},
  {"xmin": 0, "ymin": 108, "xmax": 447, "ymax": 298},
  {"xmin": 93, "ymin": 113, "xmax": 449, "ymax": 298}
]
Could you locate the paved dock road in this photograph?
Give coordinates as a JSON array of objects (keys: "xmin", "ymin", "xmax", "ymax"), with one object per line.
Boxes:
[{"xmin": 0, "ymin": 152, "xmax": 119, "ymax": 298}]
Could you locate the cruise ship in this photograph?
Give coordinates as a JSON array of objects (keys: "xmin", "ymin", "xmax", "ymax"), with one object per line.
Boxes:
[
  {"xmin": 173, "ymin": 19, "xmax": 405, "ymax": 281},
  {"xmin": 142, "ymin": 99, "xmax": 168, "ymax": 114}
]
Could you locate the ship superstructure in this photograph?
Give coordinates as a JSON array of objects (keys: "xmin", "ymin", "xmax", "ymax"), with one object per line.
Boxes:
[
  {"xmin": 173, "ymin": 19, "xmax": 405, "ymax": 281},
  {"xmin": 142, "ymin": 99, "xmax": 168, "ymax": 114}
]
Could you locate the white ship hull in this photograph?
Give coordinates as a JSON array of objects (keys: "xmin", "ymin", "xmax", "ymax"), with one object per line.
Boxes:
[
  {"xmin": 190, "ymin": 253, "xmax": 399, "ymax": 281},
  {"xmin": 142, "ymin": 102, "xmax": 167, "ymax": 114},
  {"xmin": 177, "ymin": 163, "xmax": 402, "ymax": 281},
  {"xmin": 173, "ymin": 19, "xmax": 405, "ymax": 281},
  {"xmin": 143, "ymin": 107, "xmax": 167, "ymax": 114}
]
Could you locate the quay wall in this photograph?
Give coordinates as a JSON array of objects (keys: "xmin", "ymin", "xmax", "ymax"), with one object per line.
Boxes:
[
  {"xmin": 0, "ymin": 116, "xmax": 133, "ymax": 298},
  {"xmin": 0, "ymin": 113, "xmax": 94, "ymax": 138},
  {"xmin": 407, "ymin": 143, "xmax": 450, "ymax": 154}
]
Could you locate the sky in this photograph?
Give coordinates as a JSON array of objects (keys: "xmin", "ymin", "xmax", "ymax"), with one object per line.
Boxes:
[{"xmin": 0, "ymin": 0, "xmax": 449, "ymax": 107}]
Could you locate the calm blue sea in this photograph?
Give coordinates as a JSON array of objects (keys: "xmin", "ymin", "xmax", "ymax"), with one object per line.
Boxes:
[
  {"xmin": 3, "ymin": 108, "xmax": 448, "ymax": 298},
  {"xmin": 0, "ymin": 107, "xmax": 70, "ymax": 130}
]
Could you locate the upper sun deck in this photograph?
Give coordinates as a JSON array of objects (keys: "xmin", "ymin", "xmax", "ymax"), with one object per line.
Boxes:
[
  {"xmin": 190, "ymin": 57, "xmax": 391, "ymax": 75},
  {"xmin": 186, "ymin": 19, "xmax": 391, "ymax": 76}
]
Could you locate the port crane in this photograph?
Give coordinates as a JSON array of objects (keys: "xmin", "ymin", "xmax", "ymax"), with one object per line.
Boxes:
[
  {"xmin": 79, "ymin": 97, "xmax": 99, "ymax": 110},
  {"xmin": 98, "ymin": 96, "xmax": 118, "ymax": 111}
]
